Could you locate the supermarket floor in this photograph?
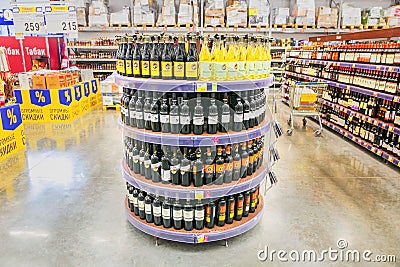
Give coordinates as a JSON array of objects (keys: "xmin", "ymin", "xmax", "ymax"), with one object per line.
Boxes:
[{"xmin": 0, "ymin": 104, "xmax": 399, "ymax": 267}]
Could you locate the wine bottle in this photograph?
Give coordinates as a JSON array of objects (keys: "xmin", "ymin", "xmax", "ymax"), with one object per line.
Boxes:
[
  {"xmin": 193, "ymin": 148, "xmax": 204, "ymax": 187},
  {"xmin": 151, "ymin": 92, "xmax": 161, "ymax": 132},
  {"xmin": 233, "ymin": 97, "xmax": 243, "ymax": 132},
  {"xmin": 232, "ymin": 143, "xmax": 241, "ymax": 181},
  {"xmin": 247, "ymin": 140, "xmax": 254, "ymax": 176},
  {"xmin": 180, "ymin": 98, "xmax": 191, "ymax": 134},
  {"xmin": 249, "ymin": 188, "xmax": 257, "ymax": 213},
  {"xmin": 208, "ymin": 97, "xmax": 218, "ymax": 134},
  {"xmin": 240, "ymin": 142, "xmax": 249, "ymax": 178},
  {"xmin": 214, "ymin": 146, "xmax": 225, "ymax": 185},
  {"xmin": 173, "ymin": 199, "xmax": 183, "ymax": 230},
  {"xmin": 224, "ymin": 144, "xmax": 233, "ymax": 183},
  {"xmin": 145, "ymin": 195, "xmax": 153, "ymax": 223},
  {"xmin": 161, "ymin": 36, "xmax": 173, "ymax": 80},
  {"xmin": 161, "ymin": 149, "xmax": 171, "ymax": 184},
  {"xmin": 151, "ymin": 150, "xmax": 161, "ymax": 183},
  {"xmin": 243, "ymin": 92, "xmax": 250, "ymax": 130},
  {"xmin": 234, "ymin": 193, "xmax": 244, "ymax": 221},
  {"xmin": 174, "ymin": 36, "xmax": 186, "ymax": 80},
  {"xmin": 195, "ymin": 201, "xmax": 205, "ymax": 230},
  {"xmin": 183, "ymin": 201, "xmax": 194, "ymax": 231},
  {"xmin": 162, "ymin": 198, "xmax": 172, "ymax": 228},
  {"xmin": 170, "ymin": 151, "xmax": 181, "ymax": 185},
  {"xmin": 128, "ymin": 186, "xmax": 134, "ymax": 212},
  {"xmin": 160, "ymin": 97, "xmax": 170, "ymax": 133},
  {"xmin": 132, "ymin": 188, "xmax": 139, "ymax": 216},
  {"xmin": 141, "ymin": 36, "xmax": 151, "ymax": 78},
  {"xmin": 226, "ymin": 195, "xmax": 235, "ymax": 224},
  {"xmin": 139, "ymin": 142, "xmax": 145, "ymax": 176},
  {"xmin": 170, "ymin": 97, "xmax": 180, "ymax": 134},
  {"xmin": 180, "ymin": 152, "xmax": 191, "ymax": 186},
  {"xmin": 216, "ymin": 198, "xmax": 226, "ymax": 227},
  {"xmin": 138, "ymin": 191, "xmax": 146, "ymax": 219},
  {"xmin": 205, "ymin": 201, "xmax": 216, "ymax": 229},
  {"xmin": 243, "ymin": 190, "xmax": 250, "ymax": 217},
  {"xmin": 186, "ymin": 35, "xmax": 199, "ymax": 80},
  {"xmin": 133, "ymin": 35, "xmax": 141, "ymax": 78},
  {"xmin": 150, "ymin": 36, "xmax": 161, "ymax": 79},
  {"xmin": 135, "ymin": 91, "xmax": 144, "ymax": 129},
  {"xmin": 132, "ymin": 141, "xmax": 140, "ymax": 174},
  {"xmin": 249, "ymin": 91, "xmax": 256, "ymax": 127},
  {"xmin": 153, "ymin": 196, "xmax": 162, "ymax": 226},
  {"xmin": 125, "ymin": 36, "xmax": 133, "ymax": 77},
  {"xmin": 144, "ymin": 146, "xmax": 151, "ymax": 179},
  {"xmin": 220, "ymin": 95, "xmax": 230, "ymax": 132},
  {"xmin": 204, "ymin": 147, "xmax": 215, "ymax": 185},
  {"xmin": 144, "ymin": 92, "xmax": 152, "ymax": 130},
  {"xmin": 193, "ymin": 95, "xmax": 204, "ymax": 135}
]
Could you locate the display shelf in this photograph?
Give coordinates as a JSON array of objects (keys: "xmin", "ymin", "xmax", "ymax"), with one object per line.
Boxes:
[
  {"xmin": 124, "ymin": 196, "xmax": 264, "ymax": 243},
  {"xmin": 78, "ymin": 27, "xmax": 132, "ymax": 32},
  {"xmin": 285, "ymin": 71, "xmax": 396, "ymax": 101},
  {"xmin": 115, "ymin": 74, "xmax": 274, "ymax": 92},
  {"xmin": 70, "ymin": 58, "xmax": 116, "ymax": 62},
  {"xmin": 319, "ymin": 99, "xmax": 400, "ymax": 136},
  {"xmin": 321, "ymin": 119, "xmax": 400, "ymax": 168},
  {"xmin": 287, "ymin": 58, "xmax": 400, "ymax": 73},
  {"xmin": 309, "ymin": 27, "xmax": 400, "ymax": 42},
  {"xmin": 270, "ymin": 47, "xmax": 287, "ymax": 50},
  {"xmin": 92, "ymin": 70, "xmax": 115, "ymax": 73},
  {"xmin": 122, "ymin": 159, "xmax": 267, "ymax": 199},
  {"xmin": 119, "ymin": 119, "xmax": 270, "ymax": 147},
  {"xmin": 271, "ymin": 60, "xmax": 285, "ymax": 63},
  {"xmin": 68, "ymin": 46, "xmax": 118, "ymax": 50}
]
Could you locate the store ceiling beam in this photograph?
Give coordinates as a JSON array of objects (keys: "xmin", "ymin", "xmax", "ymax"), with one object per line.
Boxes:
[{"xmin": 309, "ymin": 27, "xmax": 400, "ymax": 42}]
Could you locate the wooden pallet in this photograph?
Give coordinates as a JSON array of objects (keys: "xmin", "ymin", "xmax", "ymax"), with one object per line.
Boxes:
[
  {"xmin": 103, "ymin": 104, "xmax": 120, "ymax": 111},
  {"xmin": 273, "ymin": 24, "xmax": 295, "ymax": 29},
  {"xmin": 156, "ymin": 24, "xmax": 177, "ymax": 28},
  {"xmin": 175, "ymin": 23, "xmax": 194, "ymax": 28},
  {"xmin": 110, "ymin": 23, "xmax": 131, "ymax": 28},
  {"xmin": 316, "ymin": 25, "xmax": 337, "ymax": 29},
  {"xmin": 226, "ymin": 24, "xmax": 248, "ymax": 28},
  {"xmin": 294, "ymin": 24, "xmax": 316, "ymax": 29},
  {"xmin": 204, "ymin": 24, "xmax": 225, "ymax": 28},
  {"xmin": 248, "ymin": 24, "xmax": 269, "ymax": 28},
  {"xmin": 134, "ymin": 23, "xmax": 156, "ymax": 28},
  {"xmin": 341, "ymin": 24, "xmax": 363, "ymax": 30},
  {"xmin": 362, "ymin": 25, "xmax": 389, "ymax": 30}
]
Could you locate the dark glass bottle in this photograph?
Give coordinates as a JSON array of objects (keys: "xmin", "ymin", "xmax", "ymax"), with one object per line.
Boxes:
[
  {"xmin": 186, "ymin": 35, "xmax": 199, "ymax": 80},
  {"xmin": 117, "ymin": 36, "xmax": 127, "ymax": 75},
  {"xmin": 235, "ymin": 193, "xmax": 244, "ymax": 221},
  {"xmin": 151, "ymin": 151, "xmax": 161, "ymax": 183},
  {"xmin": 174, "ymin": 36, "xmax": 186, "ymax": 80},
  {"xmin": 128, "ymin": 186, "xmax": 134, "ymax": 212},
  {"xmin": 170, "ymin": 98, "xmax": 180, "ymax": 134},
  {"xmin": 214, "ymin": 146, "xmax": 225, "ymax": 185},
  {"xmin": 161, "ymin": 36, "xmax": 173, "ymax": 80},
  {"xmin": 151, "ymin": 92, "xmax": 161, "ymax": 132},
  {"xmin": 138, "ymin": 191, "xmax": 146, "ymax": 219},
  {"xmin": 232, "ymin": 143, "xmax": 241, "ymax": 181},
  {"xmin": 180, "ymin": 98, "xmax": 191, "ymax": 134},
  {"xmin": 205, "ymin": 201, "xmax": 216, "ymax": 229},
  {"xmin": 243, "ymin": 92, "xmax": 250, "ymax": 130},
  {"xmin": 249, "ymin": 91, "xmax": 256, "ymax": 127},
  {"xmin": 220, "ymin": 95, "xmax": 230, "ymax": 132},
  {"xmin": 226, "ymin": 195, "xmax": 235, "ymax": 224},
  {"xmin": 135, "ymin": 91, "xmax": 144, "ymax": 129},
  {"xmin": 243, "ymin": 190, "xmax": 250, "ymax": 217},
  {"xmin": 139, "ymin": 142, "xmax": 145, "ymax": 176},
  {"xmin": 195, "ymin": 201, "xmax": 205, "ymax": 230},
  {"xmin": 180, "ymin": 153, "xmax": 191, "ymax": 186},
  {"xmin": 162, "ymin": 198, "xmax": 172, "ymax": 228},
  {"xmin": 150, "ymin": 36, "xmax": 161, "ymax": 79},
  {"xmin": 153, "ymin": 196, "xmax": 162, "ymax": 226},
  {"xmin": 132, "ymin": 188, "xmax": 139, "ymax": 216},
  {"xmin": 247, "ymin": 140, "xmax": 254, "ymax": 176},
  {"xmin": 143, "ymin": 92, "xmax": 152, "ymax": 130},
  {"xmin": 161, "ymin": 149, "xmax": 171, "ymax": 184},
  {"xmin": 250, "ymin": 188, "xmax": 257, "ymax": 213},
  {"xmin": 233, "ymin": 97, "xmax": 243, "ymax": 132},
  {"xmin": 170, "ymin": 151, "xmax": 181, "ymax": 185},
  {"xmin": 125, "ymin": 36, "xmax": 133, "ymax": 77},
  {"xmin": 145, "ymin": 195, "xmax": 153, "ymax": 223},
  {"xmin": 207, "ymin": 98, "xmax": 218, "ymax": 134},
  {"xmin": 160, "ymin": 97, "xmax": 170, "ymax": 133},
  {"xmin": 193, "ymin": 149, "xmax": 204, "ymax": 187},
  {"xmin": 132, "ymin": 35, "xmax": 141, "ymax": 78},
  {"xmin": 240, "ymin": 142, "xmax": 249, "ymax": 178},
  {"xmin": 224, "ymin": 144, "xmax": 233, "ymax": 183},
  {"xmin": 132, "ymin": 141, "xmax": 140, "ymax": 174},
  {"xmin": 144, "ymin": 146, "xmax": 151, "ymax": 179},
  {"xmin": 216, "ymin": 198, "xmax": 227, "ymax": 227},
  {"xmin": 204, "ymin": 147, "xmax": 215, "ymax": 185},
  {"xmin": 141, "ymin": 36, "xmax": 151, "ymax": 78},
  {"xmin": 183, "ymin": 201, "xmax": 194, "ymax": 231},
  {"xmin": 193, "ymin": 95, "xmax": 204, "ymax": 135},
  {"xmin": 173, "ymin": 200, "xmax": 183, "ymax": 230}
]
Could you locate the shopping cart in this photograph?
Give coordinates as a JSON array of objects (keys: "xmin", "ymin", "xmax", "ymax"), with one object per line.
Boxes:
[{"xmin": 286, "ymin": 81, "xmax": 327, "ymax": 136}]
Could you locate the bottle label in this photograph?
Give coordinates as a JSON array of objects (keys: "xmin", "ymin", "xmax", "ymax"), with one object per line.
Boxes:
[
  {"xmin": 161, "ymin": 61, "xmax": 173, "ymax": 78},
  {"xmin": 180, "ymin": 115, "xmax": 190, "ymax": 125},
  {"xmin": 132, "ymin": 196, "xmax": 138, "ymax": 206},
  {"xmin": 233, "ymin": 160, "xmax": 241, "ymax": 169},
  {"xmin": 161, "ymin": 169, "xmax": 171, "ymax": 182},
  {"xmin": 186, "ymin": 62, "xmax": 198, "ymax": 79},
  {"xmin": 242, "ymin": 157, "xmax": 249, "ymax": 167},
  {"xmin": 234, "ymin": 113, "xmax": 243, "ymax": 123},
  {"xmin": 136, "ymin": 111, "xmax": 143, "ymax": 120},
  {"xmin": 133, "ymin": 60, "xmax": 140, "ymax": 75},
  {"xmin": 395, "ymin": 115, "xmax": 400, "ymax": 126},
  {"xmin": 129, "ymin": 108, "xmax": 136, "ymax": 119},
  {"xmin": 150, "ymin": 61, "xmax": 160, "ymax": 77},
  {"xmin": 244, "ymin": 112, "xmax": 250, "ymax": 121},
  {"xmin": 138, "ymin": 200, "xmax": 145, "ymax": 210},
  {"xmin": 139, "ymin": 156, "xmax": 144, "ymax": 163},
  {"xmin": 247, "ymin": 61, "xmax": 255, "ymax": 76},
  {"xmin": 144, "ymin": 112, "xmax": 151, "ymax": 121},
  {"xmin": 162, "ymin": 208, "xmax": 171, "ymax": 218},
  {"xmin": 225, "ymin": 162, "xmax": 233, "ymax": 171},
  {"xmin": 141, "ymin": 61, "xmax": 150, "ymax": 76},
  {"xmin": 151, "ymin": 114, "xmax": 159, "ymax": 123},
  {"xmin": 219, "ymin": 212, "xmax": 226, "ymax": 221},
  {"xmin": 184, "ymin": 210, "xmax": 194, "ymax": 221},
  {"xmin": 208, "ymin": 115, "xmax": 218, "ymax": 125},
  {"xmin": 193, "ymin": 116, "xmax": 204, "ymax": 125},
  {"xmin": 160, "ymin": 114, "xmax": 170, "ymax": 124},
  {"xmin": 216, "ymin": 164, "xmax": 224, "ymax": 174},
  {"xmin": 221, "ymin": 114, "xmax": 230, "ymax": 123},
  {"xmin": 170, "ymin": 115, "xmax": 179, "ymax": 124},
  {"xmin": 195, "ymin": 209, "xmax": 204, "ymax": 220},
  {"xmin": 125, "ymin": 60, "xmax": 133, "ymax": 75},
  {"xmin": 255, "ymin": 61, "xmax": 263, "ymax": 75},
  {"xmin": 151, "ymin": 162, "xmax": 161, "ymax": 171},
  {"xmin": 199, "ymin": 62, "xmax": 212, "ymax": 79},
  {"xmin": 238, "ymin": 61, "xmax": 246, "ymax": 76},
  {"xmin": 170, "ymin": 164, "xmax": 180, "ymax": 174},
  {"xmin": 173, "ymin": 209, "xmax": 183, "ymax": 220},
  {"xmin": 116, "ymin": 59, "xmax": 121, "ymax": 73},
  {"xmin": 144, "ymin": 159, "xmax": 151, "ymax": 169},
  {"xmin": 228, "ymin": 62, "xmax": 237, "ymax": 78},
  {"xmin": 128, "ymin": 194, "xmax": 134, "ymax": 202},
  {"xmin": 180, "ymin": 164, "xmax": 190, "ymax": 174},
  {"xmin": 133, "ymin": 155, "xmax": 139, "ymax": 163},
  {"xmin": 145, "ymin": 203, "xmax": 152, "ymax": 214},
  {"xmin": 174, "ymin": 62, "xmax": 185, "ymax": 78},
  {"xmin": 204, "ymin": 164, "xmax": 215, "ymax": 174},
  {"xmin": 215, "ymin": 62, "xmax": 227, "ymax": 79},
  {"xmin": 153, "ymin": 206, "xmax": 162, "ymax": 216}
]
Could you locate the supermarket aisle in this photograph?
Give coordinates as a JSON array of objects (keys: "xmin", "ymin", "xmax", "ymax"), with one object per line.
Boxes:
[{"xmin": 0, "ymin": 105, "xmax": 399, "ymax": 266}]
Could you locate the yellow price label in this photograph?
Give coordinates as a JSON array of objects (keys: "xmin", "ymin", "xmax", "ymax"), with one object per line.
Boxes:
[
  {"xmin": 51, "ymin": 6, "xmax": 68, "ymax": 12},
  {"xmin": 249, "ymin": 8, "xmax": 258, "ymax": 16},
  {"xmin": 212, "ymin": 82, "xmax": 217, "ymax": 92},
  {"xmin": 197, "ymin": 83, "xmax": 207, "ymax": 92},
  {"xmin": 388, "ymin": 67, "xmax": 393, "ymax": 72},
  {"xmin": 388, "ymin": 126, "xmax": 393, "ymax": 132},
  {"xmin": 194, "ymin": 191, "xmax": 204, "ymax": 199},
  {"xmin": 388, "ymin": 156, "xmax": 393, "ymax": 163},
  {"xmin": 20, "ymin": 6, "xmax": 36, "ymax": 13},
  {"xmin": 373, "ymin": 121, "xmax": 378, "ymax": 126}
]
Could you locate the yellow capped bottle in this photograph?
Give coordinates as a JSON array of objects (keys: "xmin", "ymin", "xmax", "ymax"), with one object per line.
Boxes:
[
  {"xmin": 238, "ymin": 37, "xmax": 247, "ymax": 79},
  {"xmin": 214, "ymin": 35, "xmax": 228, "ymax": 81},
  {"xmin": 227, "ymin": 36, "xmax": 237, "ymax": 80},
  {"xmin": 199, "ymin": 36, "xmax": 212, "ymax": 80},
  {"xmin": 264, "ymin": 39, "xmax": 271, "ymax": 77},
  {"xmin": 254, "ymin": 37, "xmax": 264, "ymax": 79},
  {"xmin": 247, "ymin": 36, "xmax": 256, "ymax": 79}
]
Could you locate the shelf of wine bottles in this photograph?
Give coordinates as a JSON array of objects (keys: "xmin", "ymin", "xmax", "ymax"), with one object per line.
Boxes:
[
  {"xmin": 124, "ymin": 184, "xmax": 264, "ymax": 243},
  {"xmin": 115, "ymin": 33, "xmax": 272, "ymax": 81},
  {"xmin": 122, "ymin": 137, "xmax": 267, "ymax": 198}
]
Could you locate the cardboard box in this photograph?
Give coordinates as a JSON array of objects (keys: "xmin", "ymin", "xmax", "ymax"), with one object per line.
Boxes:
[
  {"xmin": 89, "ymin": 14, "xmax": 109, "ymax": 27},
  {"xmin": 46, "ymin": 74, "xmax": 62, "ymax": 89},
  {"xmin": 387, "ymin": 16, "xmax": 400, "ymax": 26},
  {"xmin": 316, "ymin": 7, "xmax": 338, "ymax": 28},
  {"xmin": 32, "ymin": 74, "xmax": 46, "ymax": 89},
  {"xmin": 76, "ymin": 7, "xmax": 87, "ymax": 27},
  {"xmin": 342, "ymin": 5, "xmax": 361, "ymax": 25},
  {"xmin": 226, "ymin": 1, "xmax": 248, "ymax": 26},
  {"xmin": 248, "ymin": 0, "xmax": 269, "ymax": 26},
  {"xmin": 205, "ymin": 0, "xmax": 225, "ymax": 26},
  {"xmin": 110, "ymin": 6, "xmax": 131, "ymax": 25},
  {"xmin": 177, "ymin": 2, "xmax": 194, "ymax": 25}
]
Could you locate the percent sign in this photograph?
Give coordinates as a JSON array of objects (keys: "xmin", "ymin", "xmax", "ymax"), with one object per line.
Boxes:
[
  {"xmin": 35, "ymin": 91, "xmax": 46, "ymax": 102},
  {"xmin": 6, "ymin": 108, "xmax": 17, "ymax": 125}
]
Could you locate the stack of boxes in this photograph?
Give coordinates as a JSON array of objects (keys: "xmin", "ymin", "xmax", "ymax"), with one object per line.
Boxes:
[
  {"xmin": 88, "ymin": 1, "xmax": 109, "ymax": 27},
  {"xmin": 291, "ymin": 0, "xmax": 315, "ymax": 26},
  {"xmin": 273, "ymin": 8, "xmax": 290, "ymax": 25},
  {"xmin": 248, "ymin": 0, "xmax": 269, "ymax": 26},
  {"xmin": 157, "ymin": 0, "xmax": 176, "ymax": 26},
  {"xmin": 177, "ymin": 0, "xmax": 193, "ymax": 25},
  {"xmin": 65, "ymin": 0, "xmax": 87, "ymax": 27},
  {"xmin": 133, "ymin": 0, "xmax": 156, "ymax": 25},
  {"xmin": 204, "ymin": 0, "xmax": 225, "ymax": 26},
  {"xmin": 226, "ymin": 0, "xmax": 248, "ymax": 27},
  {"xmin": 316, "ymin": 6, "xmax": 338, "ymax": 28},
  {"xmin": 341, "ymin": 4, "xmax": 361, "ymax": 27},
  {"xmin": 362, "ymin": 7, "xmax": 386, "ymax": 27},
  {"xmin": 385, "ymin": 5, "xmax": 400, "ymax": 27},
  {"xmin": 110, "ymin": 6, "xmax": 131, "ymax": 26}
]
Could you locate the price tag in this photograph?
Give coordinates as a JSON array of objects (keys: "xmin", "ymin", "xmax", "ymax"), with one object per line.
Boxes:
[
  {"xmin": 388, "ymin": 126, "xmax": 393, "ymax": 132},
  {"xmin": 194, "ymin": 191, "xmax": 204, "ymax": 199},
  {"xmin": 13, "ymin": 6, "xmax": 45, "ymax": 35},
  {"xmin": 197, "ymin": 82, "xmax": 207, "ymax": 92},
  {"xmin": 211, "ymin": 82, "xmax": 217, "ymax": 92},
  {"xmin": 373, "ymin": 120, "xmax": 378, "ymax": 126},
  {"xmin": 388, "ymin": 67, "xmax": 393, "ymax": 72},
  {"xmin": 393, "ymin": 96, "xmax": 400, "ymax": 103},
  {"xmin": 388, "ymin": 156, "xmax": 393, "ymax": 163},
  {"xmin": 45, "ymin": 6, "xmax": 78, "ymax": 34}
]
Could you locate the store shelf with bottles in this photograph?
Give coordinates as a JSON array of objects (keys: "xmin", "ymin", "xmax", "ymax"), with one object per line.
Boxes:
[
  {"xmin": 68, "ymin": 46, "xmax": 119, "ymax": 50},
  {"xmin": 70, "ymin": 58, "xmax": 117, "ymax": 62}
]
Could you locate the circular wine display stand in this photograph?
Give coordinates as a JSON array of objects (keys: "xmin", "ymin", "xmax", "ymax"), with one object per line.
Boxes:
[
  {"xmin": 115, "ymin": 74, "xmax": 274, "ymax": 93},
  {"xmin": 119, "ymin": 119, "xmax": 271, "ymax": 147},
  {"xmin": 124, "ymin": 197, "xmax": 264, "ymax": 244},
  {"xmin": 123, "ymin": 159, "xmax": 268, "ymax": 199}
]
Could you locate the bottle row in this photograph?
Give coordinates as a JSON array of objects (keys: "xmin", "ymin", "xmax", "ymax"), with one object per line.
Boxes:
[
  {"xmin": 126, "ymin": 184, "xmax": 261, "ymax": 231},
  {"xmin": 289, "ymin": 41, "xmax": 400, "ymax": 65},
  {"xmin": 321, "ymin": 85, "xmax": 400, "ymax": 127},
  {"xmin": 74, "ymin": 63, "xmax": 116, "ymax": 70},
  {"xmin": 285, "ymin": 63, "xmax": 400, "ymax": 96},
  {"xmin": 68, "ymin": 38, "xmax": 116, "ymax": 47},
  {"xmin": 320, "ymin": 104, "xmax": 400, "ymax": 158},
  {"xmin": 69, "ymin": 51, "xmax": 116, "ymax": 59},
  {"xmin": 120, "ymin": 89, "xmax": 268, "ymax": 134},
  {"xmin": 124, "ymin": 137, "xmax": 265, "ymax": 187},
  {"xmin": 116, "ymin": 34, "xmax": 271, "ymax": 81}
]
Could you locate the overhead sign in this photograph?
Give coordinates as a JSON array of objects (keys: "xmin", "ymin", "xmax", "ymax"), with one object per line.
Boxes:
[
  {"xmin": 0, "ymin": 9, "xmax": 13, "ymax": 26},
  {"xmin": 12, "ymin": 6, "xmax": 45, "ymax": 36},
  {"xmin": 45, "ymin": 6, "xmax": 78, "ymax": 34}
]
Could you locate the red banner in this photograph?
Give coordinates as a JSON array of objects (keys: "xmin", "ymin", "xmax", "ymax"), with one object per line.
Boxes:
[{"xmin": 0, "ymin": 36, "xmax": 24, "ymax": 73}]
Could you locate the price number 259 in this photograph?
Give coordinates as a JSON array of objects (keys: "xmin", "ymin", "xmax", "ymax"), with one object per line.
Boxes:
[
  {"xmin": 61, "ymin": 21, "xmax": 77, "ymax": 31},
  {"xmin": 24, "ymin": 22, "xmax": 42, "ymax": 32}
]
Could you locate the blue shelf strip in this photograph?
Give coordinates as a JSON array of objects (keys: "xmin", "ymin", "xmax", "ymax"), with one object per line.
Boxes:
[
  {"xmin": 319, "ymin": 99, "xmax": 400, "ymax": 136},
  {"xmin": 115, "ymin": 74, "xmax": 275, "ymax": 92},
  {"xmin": 124, "ymin": 198, "xmax": 264, "ymax": 243},
  {"xmin": 122, "ymin": 159, "xmax": 268, "ymax": 199},
  {"xmin": 321, "ymin": 119, "xmax": 400, "ymax": 168},
  {"xmin": 285, "ymin": 71, "xmax": 397, "ymax": 101},
  {"xmin": 119, "ymin": 120, "xmax": 271, "ymax": 147},
  {"xmin": 287, "ymin": 58, "xmax": 400, "ymax": 73}
]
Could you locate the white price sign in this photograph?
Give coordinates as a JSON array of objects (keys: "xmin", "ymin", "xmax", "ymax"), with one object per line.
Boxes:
[
  {"xmin": 13, "ymin": 6, "xmax": 45, "ymax": 35},
  {"xmin": 45, "ymin": 6, "xmax": 78, "ymax": 34}
]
